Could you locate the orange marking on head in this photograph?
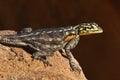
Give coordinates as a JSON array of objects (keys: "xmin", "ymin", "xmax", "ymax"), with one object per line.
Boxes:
[{"xmin": 65, "ymin": 35, "xmax": 76, "ymax": 41}]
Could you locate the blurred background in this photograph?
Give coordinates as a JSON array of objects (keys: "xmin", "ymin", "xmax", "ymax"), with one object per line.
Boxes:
[{"xmin": 0, "ymin": 0, "xmax": 120, "ymax": 80}]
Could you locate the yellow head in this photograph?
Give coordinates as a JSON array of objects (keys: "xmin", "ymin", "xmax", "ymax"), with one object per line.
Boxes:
[{"xmin": 78, "ymin": 23, "xmax": 103, "ymax": 36}]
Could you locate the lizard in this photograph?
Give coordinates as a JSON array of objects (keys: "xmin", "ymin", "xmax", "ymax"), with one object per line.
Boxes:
[{"xmin": 0, "ymin": 22, "xmax": 103, "ymax": 73}]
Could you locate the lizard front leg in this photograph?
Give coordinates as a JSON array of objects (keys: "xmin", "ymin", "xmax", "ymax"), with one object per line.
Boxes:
[{"xmin": 64, "ymin": 35, "xmax": 82, "ymax": 73}]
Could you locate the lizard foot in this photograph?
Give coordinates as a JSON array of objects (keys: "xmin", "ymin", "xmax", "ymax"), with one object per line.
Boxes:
[
  {"xmin": 32, "ymin": 55, "xmax": 52, "ymax": 66},
  {"xmin": 33, "ymin": 57, "xmax": 52, "ymax": 66},
  {"xmin": 40, "ymin": 57, "xmax": 52, "ymax": 66},
  {"xmin": 69, "ymin": 58, "xmax": 82, "ymax": 73}
]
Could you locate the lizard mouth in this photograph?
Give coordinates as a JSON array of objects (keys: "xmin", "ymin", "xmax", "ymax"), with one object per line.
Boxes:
[
  {"xmin": 93, "ymin": 27, "xmax": 103, "ymax": 33},
  {"xmin": 96, "ymin": 27, "xmax": 103, "ymax": 34}
]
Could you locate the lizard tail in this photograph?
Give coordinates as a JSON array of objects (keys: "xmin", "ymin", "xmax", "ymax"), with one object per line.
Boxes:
[{"xmin": 0, "ymin": 35, "xmax": 27, "ymax": 46}]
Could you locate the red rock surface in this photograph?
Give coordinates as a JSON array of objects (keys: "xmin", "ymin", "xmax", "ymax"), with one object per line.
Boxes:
[{"xmin": 0, "ymin": 31, "xmax": 87, "ymax": 80}]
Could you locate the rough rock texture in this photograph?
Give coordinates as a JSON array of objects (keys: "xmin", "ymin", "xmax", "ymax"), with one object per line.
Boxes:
[{"xmin": 0, "ymin": 30, "xmax": 87, "ymax": 80}]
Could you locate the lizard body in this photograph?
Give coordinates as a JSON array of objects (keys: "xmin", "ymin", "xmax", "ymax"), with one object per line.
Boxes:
[{"xmin": 0, "ymin": 23, "xmax": 103, "ymax": 73}]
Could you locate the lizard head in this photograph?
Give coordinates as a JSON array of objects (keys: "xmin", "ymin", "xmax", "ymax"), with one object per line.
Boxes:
[{"xmin": 78, "ymin": 23, "xmax": 103, "ymax": 36}]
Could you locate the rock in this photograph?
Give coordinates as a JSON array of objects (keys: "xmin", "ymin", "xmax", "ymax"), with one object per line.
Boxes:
[{"xmin": 0, "ymin": 30, "xmax": 87, "ymax": 80}]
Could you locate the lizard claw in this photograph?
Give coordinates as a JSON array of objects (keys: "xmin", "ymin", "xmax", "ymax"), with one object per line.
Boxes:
[{"xmin": 43, "ymin": 60, "xmax": 52, "ymax": 66}]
